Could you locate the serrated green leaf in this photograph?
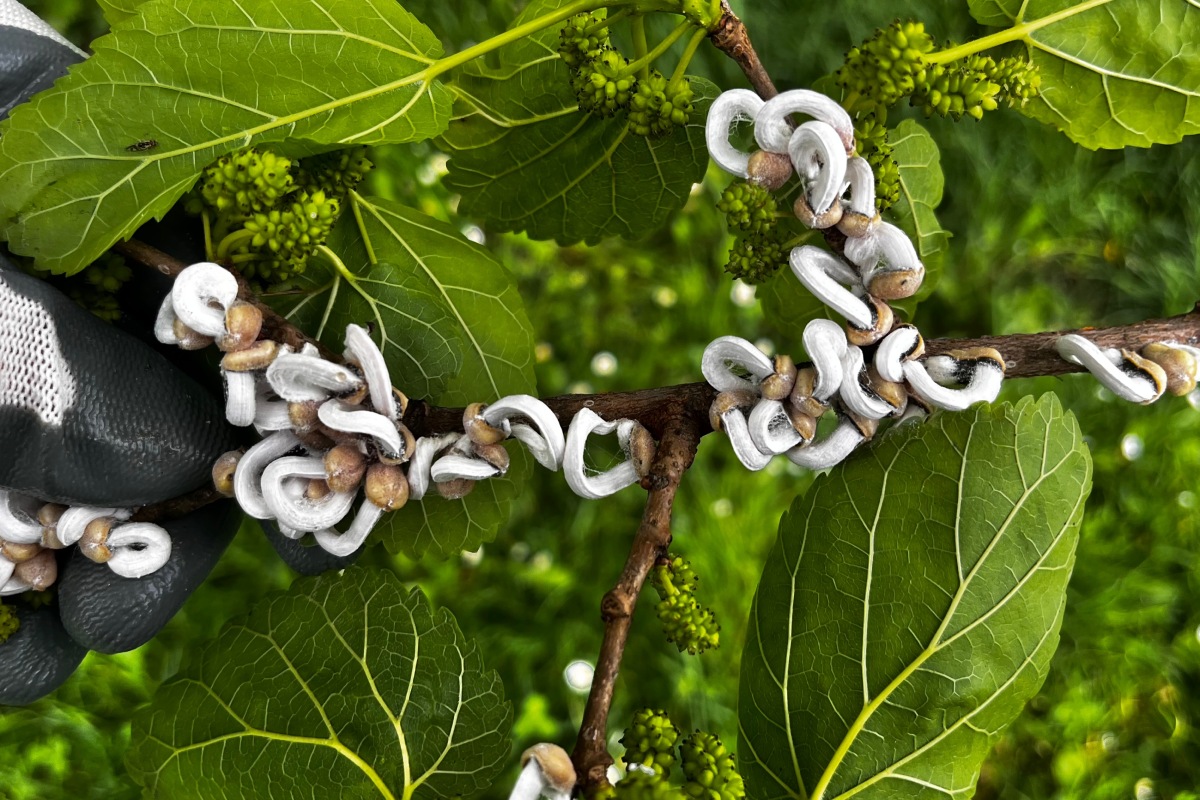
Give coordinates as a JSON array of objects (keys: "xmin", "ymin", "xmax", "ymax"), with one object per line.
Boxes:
[
  {"xmin": 385, "ymin": 449, "xmax": 530, "ymax": 560},
  {"xmin": 889, "ymin": 119, "xmax": 948, "ymax": 285},
  {"xmin": 0, "ymin": 0, "xmax": 453, "ymax": 274},
  {"xmin": 274, "ymin": 193, "xmax": 536, "ymax": 559},
  {"xmin": 739, "ymin": 394, "xmax": 1092, "ymax": 800},
  {"xmin": 95, "ymin": 0, "xmax": 141, "ymax": 27},
  {"xmin": 126, "ymin": 567, "xmax": 512, "ymax": 799},
  {"xmin": 439, "ymin": 0, "xmax": 714, "ymax": 244},
  {"xmin": 967, "ymin": 0, "xmax": 1200, "ymax": 149}
]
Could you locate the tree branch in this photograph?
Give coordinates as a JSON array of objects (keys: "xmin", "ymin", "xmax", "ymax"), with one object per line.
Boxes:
[
  {"xmin": 708, "ymin": 1, "xmax": 777, "ymax": 100},
  {"xmin": 570, "ymin": 413, "xmax": 701, "ymax": 793}
]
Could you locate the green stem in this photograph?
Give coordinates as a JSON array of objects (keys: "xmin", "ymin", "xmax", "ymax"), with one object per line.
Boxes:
[
  {"xmin": 624, "ymin": 20, "xmax": 692, "ymax": 75},
  {"xmin": 668, "ymin": 26, "xmax": 706, "ymax": 85},
  {"xmin": 926, "ymin": 0, "xmax": 1113, "ymax": 64},
  {"xmin": 201, "ymin": 210, "xmax": 215, "ymax": 262},
  {"xmin": 348, "ymin": 192, "xmax": 378, "ymax": 266},
  {"xmin": 586, "ymin": 6, "xmax": 630, "ymax": 33},
  {"xmin": 424, "ymin": 0, "xmax": 634, "ymax": 83},
  {"xmin": 215, "ymin": 227, "xmax": 255, "ymax": 262},
  {"xmin": 632, "ymin": 15, "xmax": 650, "ymax": 80},
  {"xmin": 315, "ymin": 244, "xmax": 357, "ymax": 284},
  {"xmin": 229, "ymin": 252, "xmax": 264, "ymax": 266}
]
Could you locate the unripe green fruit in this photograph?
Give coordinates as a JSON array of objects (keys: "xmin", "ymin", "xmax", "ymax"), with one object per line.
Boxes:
[
  {"xmin": 573, "ymin": 50, "xmax": 637, "ymax": 116},
  {"xmin": 611, "ymin": 770, "xmax": 685, "ymax": 799},
  {"xmin": 559, "ymin": 11, "xmax": 610, "ymax": 71},
  {"xmin": 837, "ymin": 21, "xmax": 935, "ymax": 111},
  {"xmin": 724, "ymin": 231, "xmax": 787, "ymax": 286},
  {"xmin": 629, "ymin": 72, "xmax": 695, "ymax": 138},
  {"xmin": 717, "ymin": 182, "xmax": 777, "ymax": 235},
  {"xmin": 680, "ymin": 731, "xmax": 745, "ymax": 799},
  {"xmin": 199, "ymin": 147, "xmax": 295, "ymax": 219},
  {"xmin": 651, "ymin": 556, "xmax": 720, "ymax": 655},
  {"xmin": 622, "ymin": 708, "xmax": 681, "ymax": 778},
  {"xmin": 296, "ymin": 146, "xmax": 374, "ymax": 198}
]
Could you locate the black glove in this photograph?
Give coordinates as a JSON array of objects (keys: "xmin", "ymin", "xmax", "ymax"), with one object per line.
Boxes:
[{"xmin": 0, "ymin": 2, "xmax": 244, "ymax": 705}]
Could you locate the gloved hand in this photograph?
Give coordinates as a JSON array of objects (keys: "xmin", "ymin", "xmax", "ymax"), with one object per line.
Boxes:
[{"xmin": 0, "ymin": 1, "xmax": 243, "ymax": 705}]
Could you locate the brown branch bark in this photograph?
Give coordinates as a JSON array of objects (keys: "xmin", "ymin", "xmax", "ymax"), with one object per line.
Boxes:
[
  {"xmin": 114, "ymin": 239, "xmax": 338, "ymax": 360},
  {"xmin": 709, "ymin": 1, "xmax": 777, "ymax": 100},
  {"xmin": 570, "ymin": 413, "xmax": 701, "ymax": 793}
]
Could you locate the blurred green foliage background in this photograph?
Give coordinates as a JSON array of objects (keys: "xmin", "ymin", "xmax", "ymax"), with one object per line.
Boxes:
[{"xmin": 5, "ymin": 1, "xmax": 1200, "ymax": 799}]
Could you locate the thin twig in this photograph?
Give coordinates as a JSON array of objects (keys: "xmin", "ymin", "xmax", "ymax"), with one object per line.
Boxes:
[
  {"xmin": 570, "ymin": 413, "xmax": 701, "ymax": 792},
  {"xmin": 708, "ymin": 0, "xmax": 777, "ymax": 99}
]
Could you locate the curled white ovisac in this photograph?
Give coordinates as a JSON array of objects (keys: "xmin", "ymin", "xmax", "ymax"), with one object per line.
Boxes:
[
  {"xmin": 753, "ymin": 89, "xmax": 855, "ymax": 155},
  {"xmin": 701, "ymin": 335, "xmax": 774, "ymax": 393},
  {"xmin": 170, "ymin": 261, "xmax": 238, "ymax": 338},
  {"xmin": 563, "ymin": 409, "xmax": 645, "ymax": 499},
  {"xmin": 787, "ymin": 121, "xmax": 847, "ymax": 216},
  {"xmin": 106, "ymin": 522, "xmax": 172, "ymax": 579},
  {"xmin": 705, "ymin": 89, "xmax": 764, "ymax": 178},
  {"xmin": 1055, "ymin": 334, "xmax": 1164, "ymax": 405},
  {"xmin": 902, "ymin": 354, "xmax": 1004, "ymax": 412},
  {"xmin": 843, "ymin": 157, "xmax": 876, "ymax": 217},
  {"xmin": 789, "ymin": 246, "xmax": 873, "ymax": 329},
  {"xmin": 0, "ymin": 490, "xmax": 44, "ymax": 545}
]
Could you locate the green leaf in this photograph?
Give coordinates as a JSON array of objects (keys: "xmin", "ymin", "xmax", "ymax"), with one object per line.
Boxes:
[
  {"xmin": 126, "ymin": 567, "xmax": 512, "ymax": 799},
  {"xmin": 274, "ymin": 193, "xmax": 536, "ymax": 559},
  {"xmin": 0, "ymin": 0, "xmax": 453, "ymax": 274},
  {"xmin": 967, "ymin": 0, "xmax": 1200, "ymax": 149},
  {"xmin": 384, "ymin": 449, "xmax": 530, "ymax": 560},
  {"xmin": 95, "ymin": 0, "xmax": 142, "ymax": 27},
  {"xmin": 739, "ymin": 394, "xmax": 1092, "ymax": 800},
  {"xmin": 440, "ymin": 0, "xmax": 714, "ymax": 244},
  {"xmin": 889, "ymin": 119, "xmax": 948, "ymax": 287}
]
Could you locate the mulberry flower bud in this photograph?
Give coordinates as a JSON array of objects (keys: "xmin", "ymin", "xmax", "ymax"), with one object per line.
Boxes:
[
  {"xmin": 680, "ymin": 731, "xmax": 745, "ymax": 799},
  {"xmin": 296, "ymin": 145, "xmax": 374, "ymax": 198},
  {"xmin": 717, "ymin": 182, "xmax": 777, "ymax": 235},
  {"xmin": 199, "ymin": 147, "xmax": 295, "ymax": 219},
  {"xmin": 853, "ymin": 118, "xmax": 900, "ymax": 212},
  {"xmin": 651, "ymin": 556, "xmax": 720, "ymax": 655},
  {"xmin": 621, "ymin": 708, "xmax": 681, "ymax": 778},
  {"xmin": 559, "ymin": 11, "xmax": 610, "ymax": 72},
  {"xmin": 573, "ymin": 50, "xmax": 637, "ymax": 116},
  {"xmin": 837, "ymin": 21, "xmax": 935, "ymax": 110},
  {"xmin": 724, "ymin": 230, "xmax": 787, "ymax": 285},
  {"xmin": 991, "ymin": 55, "xmax": 1041, "ymax": 107}
]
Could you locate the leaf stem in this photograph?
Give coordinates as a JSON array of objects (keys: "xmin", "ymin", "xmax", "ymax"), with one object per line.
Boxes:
[
  {"xmin": 669, "ymin": 27, "xmax": 707, "ymax": 85},
  {"xmin": 215, "ymin": 227, "xmax": 254, "ymax": 262},
  {"xmin": 201, "ymin": 210, "xmax": 215, "ymax": 262},
  {"xmin": 625, "ymin": 20, "xmax": 693, "ymax": 75},
  {"xmin": 315, "ymin": 244, "xmax": 357, "ymax": 284},
  {"xmin": 424, "ymin": 0, "xmax": 635, "ymax": 83},
  {"xmin": 926, "ymin": 0, "xmax": 1114, "ymax": 64},
  {"xmin": 348, "ymin": 191, "xmax": 378, "ymax": 265},
  {"xmin": 632, "ymin": 15, "xmax": 650, "ymax": 79}
]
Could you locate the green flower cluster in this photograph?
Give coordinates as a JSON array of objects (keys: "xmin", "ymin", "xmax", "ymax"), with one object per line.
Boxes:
[
  {"xmin": 296, "ymin": 146, "xmax": 374, "ymax": 196},
  {"xmin": 679, "ymin": 732, "xmax": 745, "ymax": 799},
  {"xmin": 190, "ymin": 145, "xmax": 371, "ymax": 285},
  {"xmin": 559, "ymin": 11, "xmax": 610, "ymax": 71},
  {"xmin": 610, "ymin": 771, "xmax": 686, "ymax": 799},
  {"xmin": 198, "ymin": 147, "xmax": 295, "ymax": 218},
  {"xmin": 651, "ymin": 555, "xmax": 720, "ymax": 655},
  {"xmin": 621, "ymin": 708, "xmax": 681, "ymax": 777},
  {"xmin": 32, "ymin": 252, "xmax": 133, "ymax": 322},
  {"xmin": 238, "ymin": 189, "xmax": 342, "ymax": 283},
  {"xmin": 558, "ymin": 13, "xmax": 693, "ymax": 136},
  {"xmin": 0, "ymin": 601, "xmax": 18, "ymax": 644},
  {"xmin": 605, "ymin": 711, "xmax": 745, "ymax": 799},
  {"xmin": 718, "ymin": 183, "xmax": 787, "ymax": 285},
  {"xmin": 911, "ymin": 53, "xmax": 1001, "ymax": 121},
  {"xmin": 853, "ymin": 117, "xmax": 900, "ymax": 212},
  {"xmin": 838, "ymin": 20, "xmax": 935, "ymax": 109},
  {"xmin": 629, "ymin": 70, "xmax": 695, "ymax": 139},
  {"xmin": 991, "ymin": 55, "xmax": 1042, "ymax": 107},
  {"xmin": 837, "ymin": 20, "xmax": 1041, "ymax": 121}
]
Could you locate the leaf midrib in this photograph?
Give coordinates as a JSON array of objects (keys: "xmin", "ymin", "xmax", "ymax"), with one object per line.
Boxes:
[{"xmin": 808, "ymin": 415, "xmax": 1077, "ymax": 799}]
